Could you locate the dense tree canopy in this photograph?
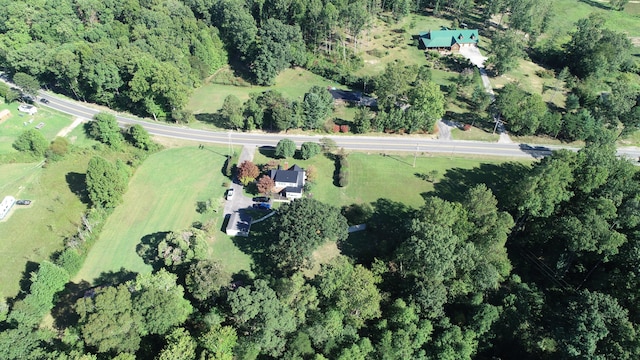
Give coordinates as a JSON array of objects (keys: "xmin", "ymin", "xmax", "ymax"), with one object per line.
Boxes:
[
  {"xmin": 85, "ymin": 156, "xmax": 129, "ymax": 209},
  {"xmin": 268, "ymin": 198, "xmax": 348, "ymax": 274}
]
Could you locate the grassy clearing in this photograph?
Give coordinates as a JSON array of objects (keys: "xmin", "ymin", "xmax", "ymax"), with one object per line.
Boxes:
[
  {"xmin": 451, "ymin": 127, "xmax": 500, "ymax": 142},
  {"xmin": 303, "ymin": 241, "xmax": 341, "ymax": 278},
  {"xmin": 0, "ymin": 154, "xmax": 90, "ymax": 299},
  {"xmin": 74, "ymin": 146, "xmax": 251, "ymax": 284},
  {"xmin": 490, "ymin": 59, "xmax": 566, "ymax": 108},
  {"xmin": 187, "ymin": 67, "xmax": 341, "ymax": 115},
  {"xmin": 618, "ymin": 131, "xmax": 640, "ymax": 147},
  {"xmin": 0, "ymin": 103, "xmax": 75, "ymax": 154},
  {"xmin": 544, "ymin": 0, "xmax": 640, "ymax": 45},
  {"xmin": 355, "ymin": 15, "xmax": 451, "ymax": 77}
]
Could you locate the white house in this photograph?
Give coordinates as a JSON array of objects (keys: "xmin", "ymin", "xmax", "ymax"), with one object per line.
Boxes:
[
  {"xmin": 269, "ymin": 164, "xmax": 305, "ymax": 200},
  {"xmin": 0, "ymin": 196, "xmax": 16, "ymax": 220},
  {"xmin": 18, "ymin": 104, "xmax": 37, "ymax": 115}
]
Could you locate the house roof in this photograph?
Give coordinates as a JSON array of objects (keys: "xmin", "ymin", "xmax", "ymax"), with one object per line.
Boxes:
[
  {"xmin": 419, "ymin": 29, "xmax": 479, "ymax": 48},
  {"xmin": 271, "ymin": 164, "xmax": 304, "ymax": 185},
  {"xmin": 284, "ymin": 186, "xmax": 303, "ymax": 194}
]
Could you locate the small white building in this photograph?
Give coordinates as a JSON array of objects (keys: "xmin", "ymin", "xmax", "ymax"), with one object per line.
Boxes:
[
  {"xmin": 0, "ymin": 196, "xmax": 16, "ymax": 220},
  {"xmin": 226, "ymin": 212, "xmax": 252, "ymax": 237},
  {"xmin": 18, "ymin": 104, "xmax": 37, "ymax": 115}
]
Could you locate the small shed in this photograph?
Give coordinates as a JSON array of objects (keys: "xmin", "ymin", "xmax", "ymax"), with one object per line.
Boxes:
[
  {"xmin": 0, "ymin": 109, "xmax": 11, "ymax": 124},
  {"xmin": 226, "ymin": 211, "xmax": 252, "ymax": 237}
]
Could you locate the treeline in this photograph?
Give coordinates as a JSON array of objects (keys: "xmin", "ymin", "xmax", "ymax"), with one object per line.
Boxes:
[
  {"xmin": 218, "ymin": 66, "xmax": 446, "ymax": 134},
  {"xmin": 0, "ymin": 0, "xmax": 227, "ymax": 120}
]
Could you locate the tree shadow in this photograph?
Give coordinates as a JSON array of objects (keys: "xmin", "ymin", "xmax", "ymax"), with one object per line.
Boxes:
[
  {"xmin": 338, "ymin": 198, "xmax": 414, "ymax": 264},
  {"xmin": 136, "ymin": 231, "xmax": 171, "ymax": 271},
  {"xmin": 10, "ymin": 261, "xmax": 40, "ymax": 304},
  {"xmin": 518, "ymin": 144, "xmax": 552, "ymax": 159},
  {"xmin": 194, "ymin": 113, "xmax": 226, "ymax": 128},
  {"xmin": 81, "ymin": 122, "xmax": 93, "ymax": 138},
  {"xmin": 428, "ymin": 162, "xmax": 529, "ymax": 209},
  {"xmin": 93, "ymin": 268, "xmax": 138, "ymax": 287},
  {"xmin": 258, "ymin": 146, "xmax": 276, "ymax": 158},
  {"xmin": 50, "ymin": 280, "xmax": 91, "ymax": 329},
  {"xmin": 231, "ymin": 219, "xmax": 280, "ymax": 277},
  {"xmin": 66, "ymin": 172, "xmax": 90, "ymax": 205},
  {"xmin": 578, "ymin": 0, "xmax": 612, "ymax": 10}
]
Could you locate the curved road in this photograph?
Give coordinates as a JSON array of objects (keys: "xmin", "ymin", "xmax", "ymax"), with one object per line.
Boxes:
[{"xmin": 38, "ymin": 92, "xmax": 640, "ymax": 160}]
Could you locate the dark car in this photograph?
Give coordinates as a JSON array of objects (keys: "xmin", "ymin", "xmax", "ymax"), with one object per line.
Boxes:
[
  {"xmin": 40, "ymin": 98, "xmax": 50, "ymax": 104},
  {"xmin": 252, "ymin": 203, "xmax": 271, "ymax": 210},
  {"xmin": 16, "ymin": 200, "xmax": 31, "ymax": 205},
  {"xmin": 252, "ymin": 196, "xmax": 270, "ymax": 203}
]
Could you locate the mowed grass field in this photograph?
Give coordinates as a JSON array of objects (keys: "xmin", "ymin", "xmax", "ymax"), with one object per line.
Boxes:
[
  {"xmin": 0, "ymin": 102, "xmax": 75, "ymax": 153},
  {"xmin": 252, "ymin": 149, "xmax": 524, "ymax": 209},
  {"xmin": 188, "ymin": 67, "xmax": 341, "ymax": 115},
  {"xmin": 74, "ymin": 146, "xmax": 252, "ymax": 284},
  {"xmin": 0, "ymin": 154, "xmax": 90, "ymax": 299}
]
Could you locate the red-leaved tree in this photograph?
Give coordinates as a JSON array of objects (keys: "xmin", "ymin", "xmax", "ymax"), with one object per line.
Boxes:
[
  {"xmin": 237, "ymin": 161, "xmax": 260, "ymax": 185},
  {"xmin": 256, "ymin": 175, "xmax": 275, "ymax": 195}
]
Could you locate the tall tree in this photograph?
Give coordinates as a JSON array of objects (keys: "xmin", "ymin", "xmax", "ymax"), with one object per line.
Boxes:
[
  {"xmin": 564, "ymin": 14, "xmax": 632, "ymax": 79},
  {"xmin": 85, "ymin": 156, "xmax": 129, "ymax": 209},
  {"xmin": 302, "ymin": 86, "xmax": 334, "ymax": 130},
  {"xmin": 227, "ymin": 280, "xmax": 297, "ymax": 358},
  {"xmin": 12, "ymin": 72, "xmax": 40, "ymax": 97},
  {"xmin": 268, "ymin": 198, "xmax": 348, "ymax": 274},
  {"xmin": 75, "ymin": 285, "xmax": 144, "ymax": 354},
  {"xmin": 488, "ymin": 29, "xmax": 525, "ymax": 74},
  {"xmin": 408, "ymin": 80, "xmax": 446, "ymax": 128},
  {"xmin": 252, "ymin": 19, "xmax": 306, "ymax": 85},
  {"xmin": 89, "ymin": 112, "xmax": 124, "ymax": 149},
  {"xmin": 220, "ymin": 95, "xmax": 244, "ymax": 130}
]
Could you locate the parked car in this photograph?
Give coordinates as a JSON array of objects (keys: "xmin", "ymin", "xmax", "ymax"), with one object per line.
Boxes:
[
  {"xmin": 16, "ymin": 200, "xmax": 31, "ymax": 205},
  {"xmin": 252, "ymin": 196, "xmax": 270, "ymax": 203},
  {"xmin": 252, "ymin": 202, "xmax": 271, "ymax": 210},
  {"xmin": 226, "ymin": 188, "xmax": 234, "ymax": 200}
]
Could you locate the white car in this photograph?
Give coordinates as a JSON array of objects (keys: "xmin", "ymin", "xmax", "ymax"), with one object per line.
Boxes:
[{"xmin": 226, "ymin": 188, "xmax": 234, "ymax": 200}]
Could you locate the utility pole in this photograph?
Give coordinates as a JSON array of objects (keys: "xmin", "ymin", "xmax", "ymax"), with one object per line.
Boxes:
[
  {"xmin": 227, "ymin": 131, "xmax": 232, "ymax": 156},
  {"xmin": 413, "ymin": 144, "xmax": 419, "ymax": 167}
]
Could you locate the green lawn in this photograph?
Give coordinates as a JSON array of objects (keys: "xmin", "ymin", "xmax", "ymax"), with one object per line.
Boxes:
[
  {"xmin": 451, "ymin": 126, "xmax": 500, "ymax": 142},
  {"xmin": 188, "ymin": 67, "xmax": 341, "ymax": 115},
  {"xmin": 0, "ymin": 103, "xmax": 75, "ymax": 154},
  {"xmin": 0, "ymin": 154, "xmax": 90, "ymax": 299},
  {"xmin": 74, "ymin": 146, "xmax": 251, "ymax": 284},
  {"xmin": 252, "ymin": 150, "xmax": 520, "ymax": 209}
]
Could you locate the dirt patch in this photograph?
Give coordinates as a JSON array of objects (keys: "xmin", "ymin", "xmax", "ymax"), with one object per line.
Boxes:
[{"xmin": 56, "ymin": 117, "xmax": 86, "ymax": 137}]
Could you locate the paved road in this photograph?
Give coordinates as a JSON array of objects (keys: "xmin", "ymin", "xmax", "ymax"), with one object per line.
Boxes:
[{"xmin": 36, "ymin": 92, "xmax": 640, "ymax": 161}]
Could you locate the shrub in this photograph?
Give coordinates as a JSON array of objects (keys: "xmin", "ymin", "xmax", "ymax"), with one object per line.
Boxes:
[
  {"xmin": 46, "ymin": 136, "xmax": 70, "ymax": 161},
  {"xmin": 463, "ymin": 124, "xmax": 472, "ymax": 131},
  {"xmin": 332, "ymin": 124, "xmax": 340, "ymax": 133},
  {"xmin": 301, "ymin": 142, "xmax": 321, "ymax": 160},
  {"xmin": 340, "ymin": 125, "xmax": 350, "ymax": 133},
  {"xmin": 55, "ymin": 248, "xmax": 83, "ymax": 276},
  {"xmin": 275, "ymin": 138, "xmax": 296, "ymax": 158},
  {"xmin": 13, "ymin": 129, "xmax": 48, "ymax": 157}
]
